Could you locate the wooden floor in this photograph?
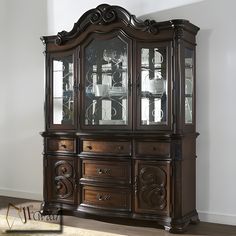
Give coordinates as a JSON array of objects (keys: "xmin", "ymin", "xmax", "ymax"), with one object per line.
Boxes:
[{"xmin": 0, "ymin": 196, "xmax": 235, "ymax": 236}]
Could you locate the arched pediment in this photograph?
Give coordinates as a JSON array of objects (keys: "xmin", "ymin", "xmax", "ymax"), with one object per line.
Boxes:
[{"xmin": 56, "ymin": 4, "xmax": 162, "ymax": 45}]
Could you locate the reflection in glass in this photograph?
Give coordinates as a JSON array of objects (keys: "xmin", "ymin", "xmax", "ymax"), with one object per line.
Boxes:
[
  {"xmin": 53, "ymin": 56, "xmax": 74, "ymax": 125},
  {"xmin": 140, "ymin": 47, "xmax": 167, "ymax": 125},
  {"xmin": 84, "ymin": 37, "xmax": 128, "ymax": 126},
  {"xmin": 184, "ymin": 48, "xmax": 194, "ymax": 124}
]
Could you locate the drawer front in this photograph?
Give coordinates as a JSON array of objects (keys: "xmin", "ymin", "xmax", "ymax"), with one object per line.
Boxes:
[
  {"xmin": 135, "ymin": 141, "xmax": 170, "ymax": 156},
  {"xmin": 82, "ymin": 140, "xmax": 131, "ymax": 155},
  {"xmin": 47, "ymin": 138, "xmax": 76, "ymax": 153},
  {"xmin": 82, "ymin": 160, "xmax": 130, "ymax": 183},
  {"xmin": 82, "ymin": 186, "xmax": 131, "ymax": 211}
]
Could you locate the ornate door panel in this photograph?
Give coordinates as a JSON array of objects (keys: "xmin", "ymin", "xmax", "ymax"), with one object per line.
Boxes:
[
  {"xmin": 136, "ymin": 42, "xmax": 172, "ymax": 131},
  {"xmin": 134, "ymin": 160, "xmax": 171, "ymax": 216},
  {"xmin": 46, "ymin": 156, "xmax": 77, "ymax": 204},
  {"xmin": 81, "ymin": 32, "xmax": 132, "ymax": 130},
  {"xmin": 48, "ymin": 50, "xmax": 78, "ymax": 130}
]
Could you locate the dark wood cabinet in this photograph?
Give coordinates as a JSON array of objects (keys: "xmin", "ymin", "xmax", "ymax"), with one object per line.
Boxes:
[{"xmin": 41, "ymin": 4, "xmax": 199, "ymax": 233}]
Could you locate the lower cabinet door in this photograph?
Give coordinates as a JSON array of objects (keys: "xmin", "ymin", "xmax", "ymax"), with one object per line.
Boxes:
[
  {"xmin": 46, "ymin": 156, "xmax": 77, "ymax": 204},
  {"xmin": 134, "ymin": 160, "xmax": 171, "ymax": 216}
]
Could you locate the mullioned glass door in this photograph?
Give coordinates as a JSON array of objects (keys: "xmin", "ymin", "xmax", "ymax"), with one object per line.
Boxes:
[
  {"xmin": 136, "ymin": 42, "xmax": 171, "ymax": 130},
  {"xmin": 82, "ymin": 34, "xmax": 132, "ymax": 129},
  {"xmin": 48, "ymin": 51, "xmax": 77, "ymax": 130}
]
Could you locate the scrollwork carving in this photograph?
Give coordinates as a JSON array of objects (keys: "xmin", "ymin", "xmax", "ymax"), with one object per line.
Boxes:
[
  {"xmin": 55, "ymin": 4, "xmax": 160, "ymax": 45},
  {"xmin": 55, "ymin": 176, "xmax": 73, "ymax": 199},
  {"xmin": 174, "ymin": 26, "xmax": 184, "ymax": 40},
  {"xmin": 54, "ymin": 160, "xmax": 73, "ymax": 178},
  {"xmin": 89, "ymin": 4, "xmax": 117, "ymax": 25},
  {"xmin": 138, "ymin": 166, "xmax": 167, "ymax": 210}
]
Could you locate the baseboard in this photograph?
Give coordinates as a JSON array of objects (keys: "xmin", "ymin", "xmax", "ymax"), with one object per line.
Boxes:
[
  {"xmin": 198, "ymin": 211, "xmax": 236, "ymax": 226},
  {"xmin": 0, "ymin": 188, "xmax": 43, "ymax": 201}
]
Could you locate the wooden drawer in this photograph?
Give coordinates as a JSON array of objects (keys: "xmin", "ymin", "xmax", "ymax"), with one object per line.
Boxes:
[
  {"xmin": 81, "ymin": 140, "xmax": 131, "ymax": 155},
  {"xmin": 46, "ymin": 138, "xmax": 76, "ymax": 153},
  {"xmin": 81, "ymin": 186, "xmax": 131, "ymax": 211},
  {"xmin": 135, "ymin": 141, "xmax": 170, "ymax": 156},
  {"xmin": 82, "ymin": 160, "xmax": 130, "ymax": 184}
]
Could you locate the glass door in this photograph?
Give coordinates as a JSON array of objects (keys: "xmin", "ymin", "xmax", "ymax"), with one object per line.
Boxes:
[
  {"xmin": 81, "ymin": 34, "xmax": 131, "ymax": 129},
  {"xmin": 136, "ymin": 43, "xmax": 171, "ymax": 130},
  {"xmin": 48, "ymin": 51, "xmax": 77, "ymax": 130},
  {"xmin": 184, "ymin": 48, "xmax": 194, "ymax": 124}
]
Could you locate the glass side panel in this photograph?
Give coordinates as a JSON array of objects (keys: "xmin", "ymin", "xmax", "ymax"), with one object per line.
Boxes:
[
  {"xmin": 140, "ymin": 47, "xmax": 167, "ymax": 125},
  {"xmin": 53, "ymin": 55, "xmax": 74, "ymax": 125},
  {"xmin": 184, "ymin": 48, "xmax": 194, "ymax": 124},
  {"xmin": 84, "ymin": 37, "xmax": 128, "ymax": 126}
]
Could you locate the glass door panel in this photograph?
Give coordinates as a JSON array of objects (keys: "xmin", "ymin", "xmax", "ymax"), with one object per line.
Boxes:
[
  {"xmin": 84, "ymin": 37, "xmax": 129, "ymax": 126},
  {"xmin": 184, "ymin": 48, "xmax": 194, "ymax": 124},
  {"xmin": 140, "ymin": 47, "xmax": 167, "ymax": 126},
  {"xmin": 52, "ymin": 55, "xmax": 74, "ymax": 126}
]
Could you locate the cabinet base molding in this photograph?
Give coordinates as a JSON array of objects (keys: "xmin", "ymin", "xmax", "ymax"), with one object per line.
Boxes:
[{"xmin": 41, "ymin": 202, "xmax": 199, "ymax": 233}]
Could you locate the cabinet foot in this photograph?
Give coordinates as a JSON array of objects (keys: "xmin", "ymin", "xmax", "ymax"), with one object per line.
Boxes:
[
  {"xmin": 40, "ymin": 202, "xmax": 61, "ymax": 216},
  {"xmin": 164, "ymin": 225, "xmax": 171, "ymax": 231},
  {"xmin": 190, "ymin": 214, "xmax": 200, "ymax": 225},
  {"xmin": 169, "ymin": 211, "xmax": 199, "ymax": 233}
]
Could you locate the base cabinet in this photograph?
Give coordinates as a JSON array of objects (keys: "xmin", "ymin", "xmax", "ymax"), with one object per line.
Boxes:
[{"xmin": 41, "ymin": 4, "xmax": 199, "ymax": 233}]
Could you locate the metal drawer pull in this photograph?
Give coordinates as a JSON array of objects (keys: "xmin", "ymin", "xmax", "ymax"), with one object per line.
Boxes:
[
  {"xmin": 134, "ymin": 175, "xmax": 138, "ymax": 194},
  {"xmin": 60, "ymin": 144, "xmax": 67, "ymax": 149},
  {"xmin": 96, "ymin": 168, "xmax": 111, "ymax": 175},
  {"xmin": 96, "ymin": 194, "xmax": 111, "ymax": 201},
  {"xmin": 86, "ymin": 145, "xmax": 92, "ymax": 150},
  {"xmin": 117, "ymin": 145, "xmax": 124, "ymax": 150}
]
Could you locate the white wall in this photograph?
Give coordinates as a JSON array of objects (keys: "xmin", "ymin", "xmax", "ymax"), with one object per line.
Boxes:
[
  {"xmin": 1, "ymin": 0, "xmax": 236, "ymax": 226},
  {"xmin": 46, "ymin": 0, "xmax": 202, "ymax": 35},
  {"xmin": 0, "ymin": 0, "xmax": 47, "ymax": 200},
  {"xmin": 143, "ymin": 0, "xmax": 236, "ymax": 225}
]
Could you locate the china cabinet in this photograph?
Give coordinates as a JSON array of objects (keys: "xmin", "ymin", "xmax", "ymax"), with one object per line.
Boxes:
[{"xmin": 41, "ymin": 4, "xmax": 199, "ymax": 233}]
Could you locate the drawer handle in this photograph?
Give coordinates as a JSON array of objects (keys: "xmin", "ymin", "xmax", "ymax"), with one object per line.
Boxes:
[
  {"xmin": 96, "ymin": 168, "xmax": 111, "ymax": 175},
  {"xmin": 60, "ymin": 144, "xmax": 67, "ymax": 149},
  {"xmin": 153, "ymin": 146, "xmax": 157, "ymax": 151},
  {"xmin": 96, "ymin": 194, "xmax": 111, "ymax": 201},
  {"xmin": 86, "ymin": 145, "xmax": 92, "ymax": 150},
  {"xmin": 134, "ymin": 175, "xmax": 138, "ymax": 194},
  {"xmin": 117, "ymin": 145, "xmax": 124, "ymax": 150}
]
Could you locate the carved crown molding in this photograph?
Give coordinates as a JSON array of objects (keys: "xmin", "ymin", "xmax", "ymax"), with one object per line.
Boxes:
[{"xmin": 55, "ymin": 4, "xmax": 160, "ymax": 45}]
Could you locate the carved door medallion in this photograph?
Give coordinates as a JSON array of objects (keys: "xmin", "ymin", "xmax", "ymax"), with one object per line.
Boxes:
[
  {"xmin": 135, "ymin": 160, "xmax": 171, "ymax": 216},
  {"xmin": 47, "ymin": 157, "xmax": 76, "ymax": 203}
]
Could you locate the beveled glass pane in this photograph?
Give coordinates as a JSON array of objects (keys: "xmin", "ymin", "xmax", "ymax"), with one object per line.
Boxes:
[
  {"xmin": 53, "ymin": 55, "xmax": 74, "ymax": 125},
  {"xmin": 140, "ymin": 47, "xmax": 167, "ymax": 125},
  {"xmin": 184, "ymin": 48, "xmax": 194, "ymax": 124},
  {"xmin": 84, "ymin": 37, "xmax": 128, "ymax": 126}
]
